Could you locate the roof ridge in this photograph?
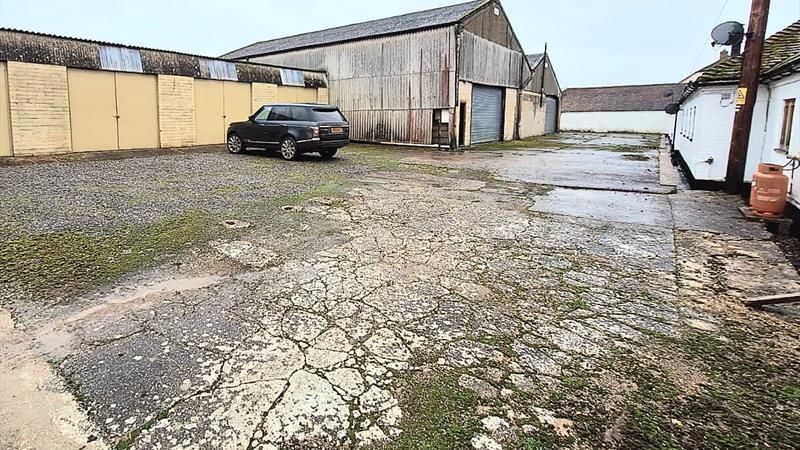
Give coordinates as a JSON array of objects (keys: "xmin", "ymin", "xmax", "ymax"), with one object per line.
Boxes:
[
  {"xmin": 222, "ymin": 0, "xmax": 486, "ymax": 58},
  {"xmin": 564, "ymin": 82, "xmax": 686, "ymax": 91}
]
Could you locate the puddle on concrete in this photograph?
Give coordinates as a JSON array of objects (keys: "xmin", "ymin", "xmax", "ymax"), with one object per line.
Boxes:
[
  {"xmin": 33, "ymin": 275, "xmax": 225, "ymax": 359},
  {"xmin": 531, "ymin": 187, "xmax": 673, "ymax": 228}
]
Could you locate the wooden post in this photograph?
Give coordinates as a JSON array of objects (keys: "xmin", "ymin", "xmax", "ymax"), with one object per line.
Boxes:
[
  {"xmin": 744, "ymin": 292, "xmax": 800, "ymax": 307},
  {"xmin": 724, "ymin": 0, "xmax": 770, "ymax": 194}
]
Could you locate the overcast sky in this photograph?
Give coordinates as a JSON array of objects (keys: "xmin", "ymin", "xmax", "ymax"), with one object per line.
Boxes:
[{"xmin": 0, "ymin": 0, "xmax": 797, "ymax": 87}]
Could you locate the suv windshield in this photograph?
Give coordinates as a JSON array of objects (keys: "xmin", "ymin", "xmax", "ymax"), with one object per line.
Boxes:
[{"xmin": 311, "ymin": 108, "xmax": 345, "ymax": 122}]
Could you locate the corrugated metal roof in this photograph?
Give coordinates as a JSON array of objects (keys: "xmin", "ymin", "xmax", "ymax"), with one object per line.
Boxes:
[
  {"xmin": 0, "ymin": 28, "xmax": 327, "ymax": 87},
  {"xmin": 562, "ymin": 83, "xmax": 687, "ymax": 112},
  {"xmin": 222, "ymin": 0, "xmax": 487, "ymax": 59},
  {"xmin": 697, "ymin": 20, "xmax": 800, "ymax": 84}
]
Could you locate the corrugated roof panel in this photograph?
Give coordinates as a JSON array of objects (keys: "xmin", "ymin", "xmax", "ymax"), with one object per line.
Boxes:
[
  {"xmin": 99, "ymin": 46, "xmax": 143, "ymax": 72},
  {"xmin": 199, "ymin": 59, "xmax": 238, "ymax": 80},
  {"xmin": 280, "ymin": 68, "xmax": 305, "ymax": 86},
  {"xmin": 222, "ymin": 0, "xmax": 485, "ymax": 59},
  {"xmin": 0, "ymin": 28, "xmax": 326, "ymax": 86}
]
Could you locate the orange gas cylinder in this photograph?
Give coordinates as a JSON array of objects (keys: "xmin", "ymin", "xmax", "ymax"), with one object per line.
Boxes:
[{"xmin": 750, "ymin": 163, "xmax": 789, "ymax": 217}]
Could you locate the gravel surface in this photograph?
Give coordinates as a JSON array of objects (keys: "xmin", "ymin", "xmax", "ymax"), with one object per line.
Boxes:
[{"xmin": 0, "ymin": 147, "xmax": 376, "ymax": 237}]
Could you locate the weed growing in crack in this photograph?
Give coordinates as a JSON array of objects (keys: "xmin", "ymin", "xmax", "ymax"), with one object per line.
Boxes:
[{"xmin": 115, "ymin": 409, "xmax": 171, "ymax": 450}]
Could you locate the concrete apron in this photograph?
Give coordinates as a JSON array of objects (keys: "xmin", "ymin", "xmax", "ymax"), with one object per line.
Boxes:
[
  {"xmin": 1, "ymin": 132, "xmax": 796, "ymax": 449},
  {"xmin": 0, "ymin": 308, "xmax": 108, "ymax": 450}
]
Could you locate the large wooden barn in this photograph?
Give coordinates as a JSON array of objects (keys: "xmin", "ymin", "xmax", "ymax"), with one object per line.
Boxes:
[{"xmin": 223, "ymin": 0, "xmax": 559, "ymax": 147}]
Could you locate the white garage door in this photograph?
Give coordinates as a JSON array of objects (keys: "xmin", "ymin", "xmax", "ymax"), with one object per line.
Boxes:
[
  {"xmin": 471, "ymin": 85, "xmax": 504, "ymax": 144},
  {"xmin": 545, "ymin": 96, "xmax": 558, "ymax": 134}
]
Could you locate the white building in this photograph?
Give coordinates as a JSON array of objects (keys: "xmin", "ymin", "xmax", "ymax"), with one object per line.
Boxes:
[
  {"xmin": 560, "ymin": 83, "xmax": 686, "ymax": 134},
  {"xmin": 674, "ymin": 21, "xmax": 800, "ymax": 205}
]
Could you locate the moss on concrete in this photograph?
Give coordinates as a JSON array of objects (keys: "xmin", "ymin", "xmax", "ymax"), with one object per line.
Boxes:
[
  {"xmin": 0, "ymin": 210, "xmax": 211, "ymax": 296},
  {"xmin": 389, "ymin": 370, "xmax": 481, "ymax": 449},
  {"xmin": 115, "ymin": 409, "xmax": 170, "ymax": 450},
  {"xmin": 541, "ymin": 326, "xmax": 800, "ymax": 449},
  {"xmin": 473, "ymin": 135, "xmax": 572, "ymax": 150},
  {"xmin": 621, "ymin": 154, "xmax": 651, "ymax": 161}
]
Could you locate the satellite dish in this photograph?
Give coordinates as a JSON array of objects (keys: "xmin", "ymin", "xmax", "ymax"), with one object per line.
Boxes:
[
  {"xmin": 711, "ymin": 21, "xmax": 745, "ymax": 46},
  {"xmin": 663, "ymin": 89, "xmax": 674, "ymax": 98},
  {"xmin": 665, "ymin": 103, "xmax": 680, "ymax": 115}
]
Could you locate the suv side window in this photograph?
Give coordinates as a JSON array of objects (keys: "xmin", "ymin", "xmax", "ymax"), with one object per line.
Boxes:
[
  {"xmin": 268, "ymin": 106, "xmax": 292, "ymax": 121},
  {"xmin": 253, "ymin": 106, "xmax": 271, "ymax": 122},
  {"xmin": 288, "ymin": 106, "xmax": 310, "ymax": 121}
]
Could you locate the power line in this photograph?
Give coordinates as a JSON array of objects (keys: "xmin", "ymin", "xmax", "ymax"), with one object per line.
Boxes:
[{"xmin": 687, "ymin": 0, "xmax": 731, "ymax": 75}]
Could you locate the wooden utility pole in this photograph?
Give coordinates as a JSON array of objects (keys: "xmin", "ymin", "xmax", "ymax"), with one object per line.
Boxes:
[
  {"xmin": 539, "ymin": 43, "xmax": 547, "ymax": 107},
  {"xmin": 724, "ymin": 0, "xmax": 770, "ymax": 194}
]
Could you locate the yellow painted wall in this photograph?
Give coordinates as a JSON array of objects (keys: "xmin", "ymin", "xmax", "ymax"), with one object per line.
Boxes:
[
  {"xmin": 317, "ymin": 88, "xmax": 329, "ymax": 105},
  {"xmin": 223, "ymin": 81, "xmax": 251, "ymax": 133},
  {"xmin": 68, "ymin": 69, "xmax": 118, "ymax": 152},
  {"xmin": 251, "ymin": 82, "xmax": 277, "ymax": 113},
  {"xmin": 519, "ymin": 91, "xmax": 546, "ymax": 138},
  {"xmin": 157, "ymin": 75, "xmax": 195, "ymax": 148},
  {"xmin": 116, "ymin": 73, "xmax": 159, "ymax": 150},
  {"xmin": 277, "ymin": 85, "xmax": 318, "ymax": 103},
  {"xmin": 504, "ymin": 88, "xmax": 518, "ymax": 141},
  {"xmin": 194, "ymin": 79, "xmax": 224, "ymax": 145},
  {"xmin": 0, "ymin": 64, "xmax": 322, "ymax": 156},
  {"xmin": 457, "ymin": 81, "xmax": 473, "ymax": 147},
  {"xmin": 0, "ymin": 62, "xmax": 12, "ymax": 156},
  {"xmin": 6, "ymin": 62, "xmax": 71, "ymax": 155}
]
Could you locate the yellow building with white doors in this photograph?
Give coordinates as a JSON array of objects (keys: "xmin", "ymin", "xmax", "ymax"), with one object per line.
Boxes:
[{"xmin": 0, "ymin": 28, "xmax": 329, "ymax": 157}]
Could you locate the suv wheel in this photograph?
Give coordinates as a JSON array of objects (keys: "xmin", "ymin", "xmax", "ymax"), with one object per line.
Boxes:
[
  {"xmin": 320, "ymin": 149, "xmax": 338, "ymax": 159},
  {"xmin": 227, "ymin": 133, "xmax": 245, "ymax": 154},
  {"xmin": 280, "ymin": 136, "xmax": 298, "ymax": 160}
]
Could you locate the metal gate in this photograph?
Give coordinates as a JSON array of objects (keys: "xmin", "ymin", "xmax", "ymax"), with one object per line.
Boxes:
[
  {"xmin": 470, "ymin": 85, "xmax": 504, "ymax": 144},
  {"xmin": 545, "ymin": 96, "xmax": 558, "ymax": 134}
]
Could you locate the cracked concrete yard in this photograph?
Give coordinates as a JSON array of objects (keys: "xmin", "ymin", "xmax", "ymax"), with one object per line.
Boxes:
[{"xmin": 1, "ymin": 133, "xmax": 798, "ymax": 449}]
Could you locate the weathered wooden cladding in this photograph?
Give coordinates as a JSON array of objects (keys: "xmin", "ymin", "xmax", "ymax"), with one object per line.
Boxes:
[
  {"xmin": 462, "ymin": 1, "xmax": 523, "ymax": 53},
  {"xmin": 251, "ymin": 27, "xmax": 456, "ymax": 144},
  {"xmin": 0, "ymin": 29, "xmax": 325, "ymax": 88},
  {"xmin": 459, "ymin": 31, "xmax": 523, "ymax": 88}
]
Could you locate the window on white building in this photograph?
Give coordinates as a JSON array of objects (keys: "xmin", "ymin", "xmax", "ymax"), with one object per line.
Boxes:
[{"xmin": 780, "ymin": 98, "xmax": 795, "ymax": 150}]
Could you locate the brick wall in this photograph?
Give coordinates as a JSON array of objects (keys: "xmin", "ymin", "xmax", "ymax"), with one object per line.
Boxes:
[
  {"xmin": 157, "ymin": 75, "xmax": 195, "ymax": 148},
  {"xmin": 0, "ymin": 62, "xmax": 12, "ymax": 156},
  {"xmin": 6, "ymin": 61, "xmax": 71, "ymax": 155},
  {"xmin": 317, "ymin": 87, "xmax": 329, "ymax": 105},
  {"xmin": 251, "ymin": 83, "xmax": 277, "ymax": 112}
]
